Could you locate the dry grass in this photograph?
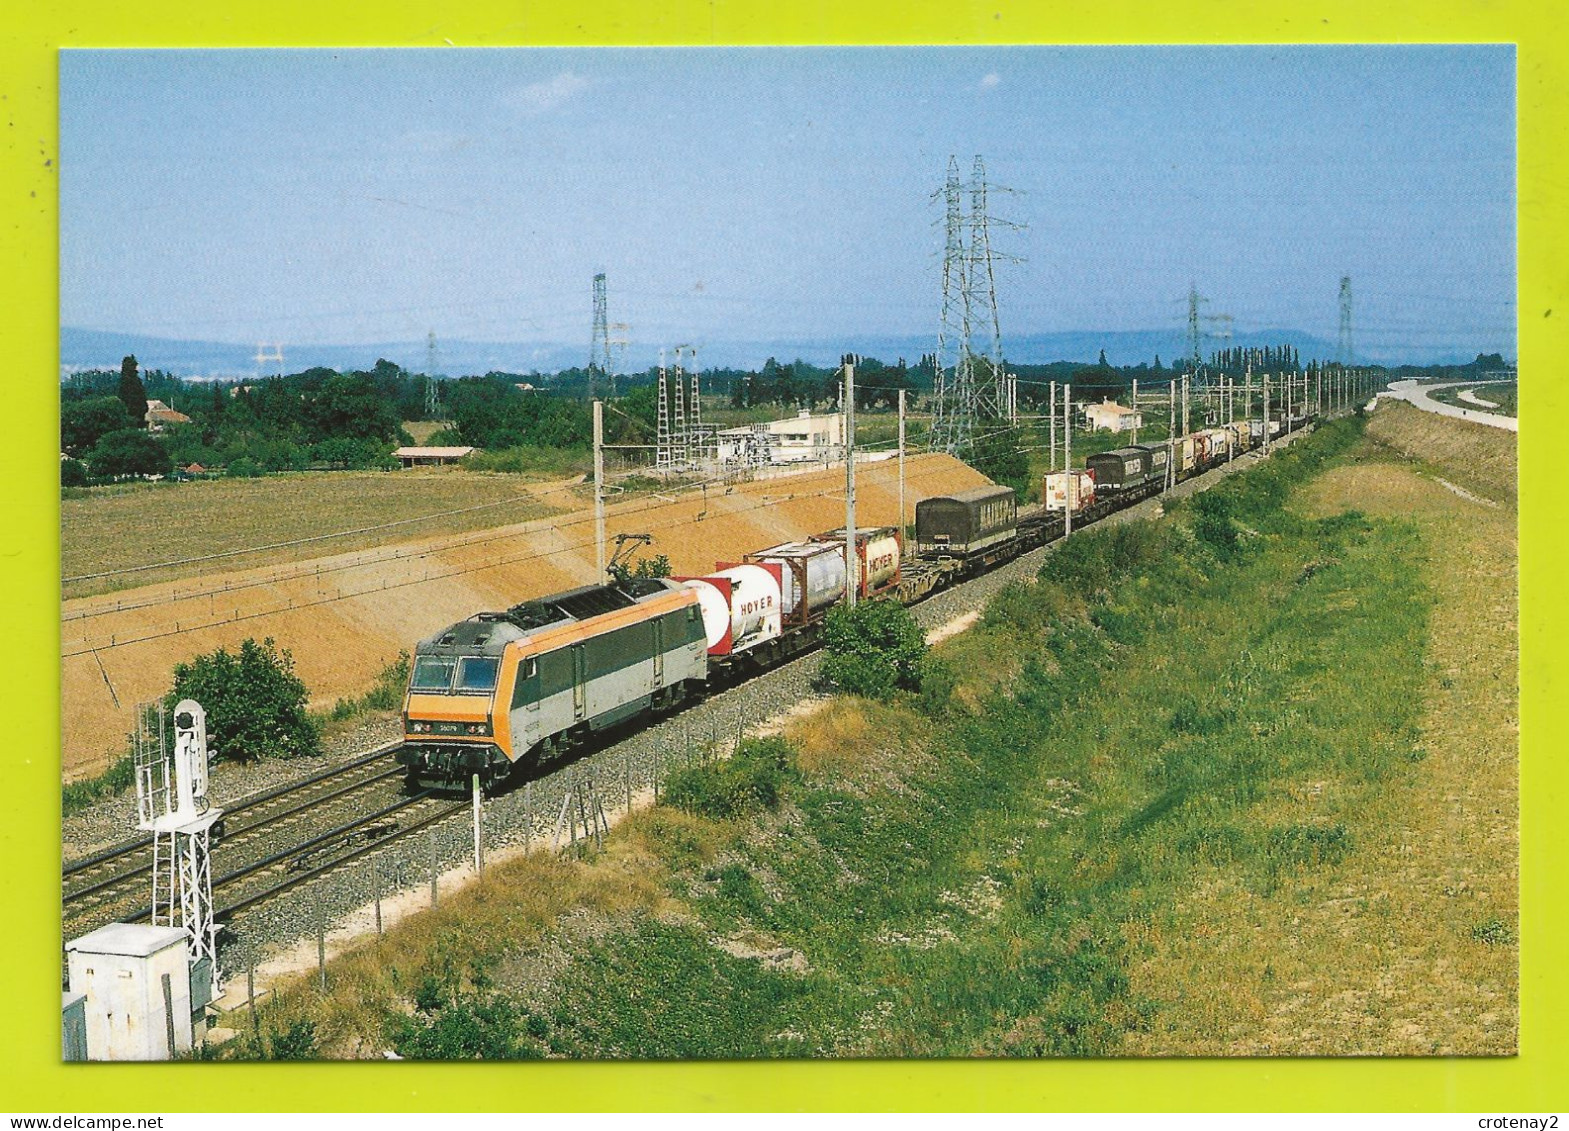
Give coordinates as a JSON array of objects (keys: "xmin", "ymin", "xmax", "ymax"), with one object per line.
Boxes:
[
  {"xmin": 1122, "ymin": 453, "xmax": 1518, "ymax": 1055},
  {"xmin": 258, "ymin": 805, "xmax": 737, "ymax": 1057},
  {"xmin": 62, "ymin": 471, "xmax": 562, "ymax": 599},
  {"xmin": 1366, "ymin": 399, "xmax": 1518, "ymax": 504},
  {"xmin": 787, "ymin": 696, "xmax": 935, "ymax": 789}
]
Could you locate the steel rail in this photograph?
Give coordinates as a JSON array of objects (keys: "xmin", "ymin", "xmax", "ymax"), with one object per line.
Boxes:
[
  {"xmin": 123, "ymin": 790, "xmax": 448, "ymax": 924},
  {"xmin": 62, "ymin": 764, "xmax": 407, "ymax": 908},
  {"xmin": 214, "ymin": 799, "xmax": 469, "ymax": 919},
  {"xmin": 62, "ymin": 742, "xmax": 402, "ymax": 878}
]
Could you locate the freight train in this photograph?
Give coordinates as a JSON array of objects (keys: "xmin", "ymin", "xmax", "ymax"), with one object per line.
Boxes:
[{"xmin": 396, "ymin": 412, "xmax": 1310, "ymax": 789}]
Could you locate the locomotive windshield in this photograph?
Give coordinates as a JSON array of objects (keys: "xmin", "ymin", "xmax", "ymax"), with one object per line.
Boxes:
[
  {"xmin": 455, "ymin": 656, "xmax": 500, "ymax": 692},
  {"xmin": 411, "ymin": 656, "xmax": 456, "ymax": 692}
]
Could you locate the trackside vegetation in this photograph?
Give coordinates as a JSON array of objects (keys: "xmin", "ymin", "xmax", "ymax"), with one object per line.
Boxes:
[
  {"xmin": 170, "ymin": 638, "xmax": 320, "ymax": 763},
  {"xmin": 818, "ymin": 598, "xmax": 927, "ymax": 700},
  {"xmin": 236, "ymin": 416, "xmax": 1512, "ymax": 1058}
]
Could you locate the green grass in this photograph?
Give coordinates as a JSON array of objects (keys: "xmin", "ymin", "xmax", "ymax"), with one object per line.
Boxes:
[
  {"xmin": 476, "ymin": 417, "xmax": 1433, "ymax": 1057},
  {"xmin": 1428, "ymin": 382, "xmax": 1517, "ymax": 417},
  {"xmin": 62, "ymin": 754, "xmax": 136, "ymax": 817},
  {"xmin": 249, "ymin": 416, "xmax": 1450, "ymax": 1059}
]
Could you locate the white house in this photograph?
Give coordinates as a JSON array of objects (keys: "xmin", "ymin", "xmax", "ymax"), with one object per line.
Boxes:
[
  {"xmin": 1084, "ymin": 398, "xmax": 1142, "ymax": 433},
  {"xmin": 716, "ymin": 409, "xmax": 846, "ymax": 466}
]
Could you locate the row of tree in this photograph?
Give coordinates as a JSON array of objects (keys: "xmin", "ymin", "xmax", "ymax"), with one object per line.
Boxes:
[{"xmin": 64, "ymin": 347, "xmax": 1504, "ymax": 487}]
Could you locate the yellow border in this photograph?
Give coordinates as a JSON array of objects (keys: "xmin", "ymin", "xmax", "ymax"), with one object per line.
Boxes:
[{"xmin": 4, "ymin": 0, "xmax": 1565, "ymax": 1113}]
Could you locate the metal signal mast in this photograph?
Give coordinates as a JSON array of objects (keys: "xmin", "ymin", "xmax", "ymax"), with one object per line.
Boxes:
[{"xmin": 134, "ymin": 699, "xmax": 223, "ymax": 999}]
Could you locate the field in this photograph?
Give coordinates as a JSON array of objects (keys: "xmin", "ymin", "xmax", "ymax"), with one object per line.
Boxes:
[
  {"xmin": 240, "ymin": 409, "xmax": 1516, "ymax": 1058},
  {"xmin": 61, "ymin": 470, "xmax": 567, "ymax": 600}
]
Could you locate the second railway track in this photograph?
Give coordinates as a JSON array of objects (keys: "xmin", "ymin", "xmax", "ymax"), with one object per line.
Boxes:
[{"xmin": 62, "ymin": 742, "xmax": 409, "ymax": 931}]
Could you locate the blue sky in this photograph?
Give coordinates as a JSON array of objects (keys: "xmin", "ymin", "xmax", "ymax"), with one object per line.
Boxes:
[{"xmin": 60, "ymin": 46, "xmax": 1516, "ymax": 361}]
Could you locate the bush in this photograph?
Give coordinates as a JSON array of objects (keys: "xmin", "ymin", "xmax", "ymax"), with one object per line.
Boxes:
[
  {"xmin": 1039, "ymin": 520, "xmax": 1172, "ymax": 599},
  {"xmin": 662, "ymin": 737, "xmax": 797, "ymax": 819},
  {"xmin": 1189, "ymin": 490, "xmax": 1244, "ymax": 558},
  {"xmin": 326, "ymin": 652, "xmax": 410, "ymax": 721},
  {"xmin": 60, "ymin": 458, "xmax": 89, "ymax": 488},
  {"xmin": 391, "ymin": 992, "xmax": 544, "ymax": 1060},
  {"xmin": 169, "ymin": 637, "xmax": 320, "ymax": 763},
  {"xmin": 819, "ymin": 598, "xmax": 927, "ymax": 700},
  {"xmin": 62, "ymin": 754, "xmax": 135, "ymax": 816},
  {"xmin": 87, "ymin": 428, "xmax": 173, "ymax": 479},
  {"xmin": 238, "ymin": 1019, "xmax": 319, "ymax": 1060}
]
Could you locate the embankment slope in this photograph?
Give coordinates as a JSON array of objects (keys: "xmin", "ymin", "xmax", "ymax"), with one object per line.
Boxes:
[{"xmin": 62, "ymin": 454, "xmax": 987, "ymax": 777}]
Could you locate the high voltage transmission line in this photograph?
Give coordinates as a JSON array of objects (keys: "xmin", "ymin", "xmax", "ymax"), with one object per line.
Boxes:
[
  {"xmin": 929, "ymin": 154, "xmax": 1020, "ymax": 457},
  {"xmin": 1338, "ymin": 274, "xmax": 1354, "ymax": 366}
]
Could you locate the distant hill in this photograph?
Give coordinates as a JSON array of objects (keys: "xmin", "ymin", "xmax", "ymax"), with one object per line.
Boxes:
[{"xmin": 61, "ymin": 325, "xmax": 1463, "ymax": 380}]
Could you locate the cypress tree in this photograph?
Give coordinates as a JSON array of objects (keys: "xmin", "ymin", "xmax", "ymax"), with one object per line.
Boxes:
[{"xmin": 117, "ymin": 355, "xmax": 149, "ymax": 428}]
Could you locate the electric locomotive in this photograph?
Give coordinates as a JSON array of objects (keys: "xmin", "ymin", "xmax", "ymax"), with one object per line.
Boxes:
[{"xmin": 397, "ymin": 578, "xmax": 707, "ymax": 788}]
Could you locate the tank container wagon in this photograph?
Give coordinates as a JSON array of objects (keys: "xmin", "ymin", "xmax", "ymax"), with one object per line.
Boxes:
[
  {"xmin": 398, "ymin": 579, "xmax": 707, "ymax": 788},
  {"xmin": 676, "ymin": 526, "xmax": 902, "ymax": 680}
]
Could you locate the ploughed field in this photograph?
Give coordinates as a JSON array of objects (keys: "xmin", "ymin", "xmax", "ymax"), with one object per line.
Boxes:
[{"xmin": 62, "ymin": 469, "xmax": 569, "ymax": 601}]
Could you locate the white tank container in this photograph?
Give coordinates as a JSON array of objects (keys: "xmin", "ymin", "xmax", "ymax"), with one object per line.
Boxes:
[
  {"xmin": 858, "ymin": 532, "xmax": 901, "ymax": 593},
  {"xmin": 1043, "ymin": 469, "xmax": 1095, "ymax": 512},
  {"xmin": 747, "ymin": 541, "xmax": 848, "ymax": 620},
  {"xmin": 681, "ymin": 564, "xmax": 784, "ymax": 654}
]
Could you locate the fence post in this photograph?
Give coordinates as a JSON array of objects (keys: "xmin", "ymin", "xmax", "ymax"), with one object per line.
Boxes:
[
  {"xmin": 429, "ymin": 830, "xmax": 439, "ymax": 909},
  {"xmin": 316, "ymin": 895, "xmax": 326, "ymax": 993}
]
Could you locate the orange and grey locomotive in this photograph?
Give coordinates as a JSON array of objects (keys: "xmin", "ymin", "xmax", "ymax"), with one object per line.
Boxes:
[{"xmin": 398, "ymin": 579, "xmax": 707, "ymax": 788}]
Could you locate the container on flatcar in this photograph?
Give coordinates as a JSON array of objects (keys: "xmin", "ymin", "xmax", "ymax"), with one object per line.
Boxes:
[
  {"xmin": 1167, "ymin": 436, "xmax": 1195, "ymax": 475},
  {"xmin": 1248, "ymin": 419, "xmax": 1266, "ymax": 443},
  {"xmin": 1196, "ymin": 428, "xmax": 1229, "ymax": 466},
  {"xmin": 1129, "ymin": 443, "xmax": 1172, "ymax": 485},
  {"xmin": 677, "ymin": 562, "xmax": 785, "ymax": 656},
  {"xmin": 1084, "ymin": 447, "xmax": 1150, "ymax": 491},
  {"xmin": 1042, "ymin": 469, "xmax": 1095, "ymax": 513},
  {"xmin": 1225, "ymin": 421, "xmax": 1250, "ymax": 453},
  {"xmin": 814, "ymin": 526, "xmax": 903, "ymax": 596},
  {"xmin": 915, "ymin": 485, "xmax": 1018, "ymax": 556},
  {"xmin": 743, "ymin": 540, "xmax": 847, "ymax": 624}
]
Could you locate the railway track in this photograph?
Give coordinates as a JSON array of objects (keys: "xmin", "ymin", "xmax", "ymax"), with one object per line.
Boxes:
[
  {"xmin": 115, "ymin": 789, "xmax": 470, "ymax": 924},
  {"xmin": 63, "ymin": 423, "xmax": 1330, "ymax": 945},
  {"xmin": 62, "ymin": 742, "xmax": 408, "ymax": 930}
]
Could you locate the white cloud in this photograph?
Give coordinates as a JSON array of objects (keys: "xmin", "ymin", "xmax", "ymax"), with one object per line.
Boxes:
[
  {"xmin": 979, "ymin": 72, "xmax": 1001, "ymax": 90},
  {"xmin": 505, "ymin": 71, "xmax": 591, "ymax": 115}
]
